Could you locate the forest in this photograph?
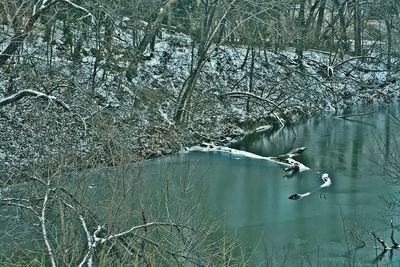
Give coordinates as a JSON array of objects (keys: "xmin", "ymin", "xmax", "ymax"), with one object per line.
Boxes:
[{"xmin": 0, "ymin": 0, "xmax": 400, "ymax": 266}]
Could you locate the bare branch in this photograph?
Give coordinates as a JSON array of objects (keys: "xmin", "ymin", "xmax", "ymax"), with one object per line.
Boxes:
[
  {"xmin": 103, "ymin": 222, "xmax": 193, "ymax": 243},
  {"xmin": 349, "ymin": 229, "xmax": 367, "ymax": 247},
  {"xmin": 41, "ymin": 184, "xmax": 57, "ymax": 267},
  {"xmin": 220, "ymin": 91, "xmax": 282, "ymax": 111},
  {"xmin": 370, "ymin": 232, "xmax": 391, "ymax": 250},
  {"xmin": 333, "ymin": 56, "xmax": 384, "ymax": 70}
]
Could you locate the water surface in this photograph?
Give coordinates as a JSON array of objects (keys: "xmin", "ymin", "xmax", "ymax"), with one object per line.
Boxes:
[{"xmin": 138, "ymin": 103, "xmax": 400, "ymax": 265}]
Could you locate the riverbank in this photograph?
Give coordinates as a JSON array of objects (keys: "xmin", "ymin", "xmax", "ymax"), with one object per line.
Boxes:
[{"xmin": 0, "ymin": 30, "xmax": 399, "ymax": 181}]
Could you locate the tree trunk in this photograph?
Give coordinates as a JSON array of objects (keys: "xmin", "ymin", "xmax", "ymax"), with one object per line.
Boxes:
[
  {"xmin": 296, "ymin": 0, "xmax": 306, "ymax": 64},
  {"xmin": 353, "ymin": 0, "xmax": 362, "ymax": 55},
  {"xmin": 126, "ymin": 0, "xmax": 177, "ymax": 80},
  {"xmin": 174, "ymin": 60, "xmax": 205, "ymax": 123},
  {"xmin": 338, "ymin": 0, "xmax": 349, "ymax": 55},
  {"xmin": 315, "ymin": 0, "xmax": 326, "ymax": 42},
  {"xmin": 246, "ymin": 47, "xmax": 255, "ymax": 113},
  {"xmin": 385, "ymin": 19, "xmax": 392, "ymax": 70},
  {"xmin": 174, "ymin": 0, "xmax": 236, "ymax": 124},
  {"xmin": 0, "ymin": 10, "xmax": 40, "ymax": 67}
]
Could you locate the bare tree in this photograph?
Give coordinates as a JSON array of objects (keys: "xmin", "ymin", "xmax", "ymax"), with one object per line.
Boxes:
[
  {"xmin": 125, "ymin": 0, "xmax": 178, "ymax": 81},
  {"xmin": 315, "ymin": 0, "xmax": 326, "ymax": 41},
  {"xmin": 0, "ymin": 0, "xmax": 94, "ymax": 67},
  {"xmin": 174, "ymin": 0, "xmax": 238, "ymax": 124},
  {"xmin": 0, "ymin": 163, "xmax": 247, "ymax": 266}
]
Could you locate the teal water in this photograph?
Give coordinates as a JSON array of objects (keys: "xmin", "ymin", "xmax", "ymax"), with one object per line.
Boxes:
[
  {"xmin": 135, "ymin": 103, "xmax": 400, "ymax": 265},
  {"xmin": 2, "ymin": 103, "xmax": 400, "ymax": 265}
]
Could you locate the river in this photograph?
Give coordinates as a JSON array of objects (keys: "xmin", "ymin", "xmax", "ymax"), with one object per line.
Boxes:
[
  {"xmin": 1, "ymin": 102, "xmax": 400, "ymax": 265},
  {"xmin": 137, "ymin": 102, "xmax": 400, "ymax": 265}
]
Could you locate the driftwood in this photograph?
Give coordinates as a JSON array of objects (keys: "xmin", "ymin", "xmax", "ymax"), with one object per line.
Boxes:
[
  {"xmin": 189, "ymin": 143, "xmax": 332, "ymax": 201},
  {"xmin": 288, "ymin": 173, "xmax": 331, "ymax": 200}
]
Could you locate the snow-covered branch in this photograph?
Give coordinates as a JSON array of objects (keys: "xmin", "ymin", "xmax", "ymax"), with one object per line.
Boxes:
[
  {"xmin": 0, "ymin": 89, "xmax": 70, "ymax": 111},
  {"xmin": 0, "ymin": 201, "xmax": 39, "ymax": 217},
  {"xmin": 390, "ymin": 218, "xmax": 399, "ymax": 248},
  {"xmin": 33, "ymin": 0, "xmax": 94, "ymax": 22},
  {"xmin": 59, "ymin": 0, "xmax": 95, "ymax": 24},
  {"xmin": 78, "ymin": 224, "xmax": 105, "ymax": 267},
  {"xmin": 78, "ymin": 216, "xmax": 104, "ymax": 267}
]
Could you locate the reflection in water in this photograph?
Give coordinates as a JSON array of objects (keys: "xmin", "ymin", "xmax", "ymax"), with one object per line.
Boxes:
[{"xmin": 156, "ymin": 102, "xmax": 400, "ymax": 265}]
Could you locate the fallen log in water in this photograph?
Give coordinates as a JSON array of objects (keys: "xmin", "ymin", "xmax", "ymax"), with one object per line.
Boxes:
[
  {"xmin": 185, "ymin": 142, "xmax": 333, "ymax": 201},
  {"xmin": 186, "ymin": 142, "xmax": 310, "ymax": 171}
]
